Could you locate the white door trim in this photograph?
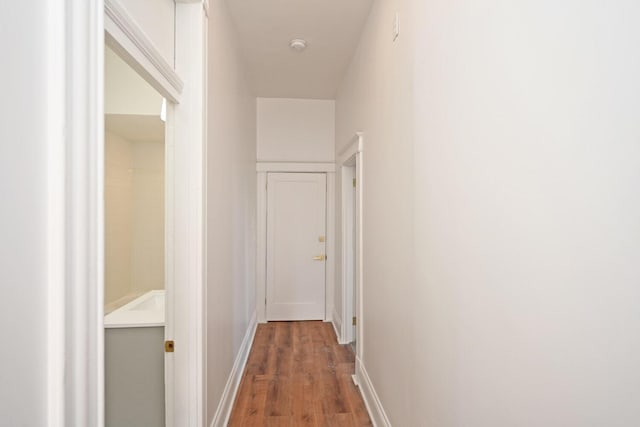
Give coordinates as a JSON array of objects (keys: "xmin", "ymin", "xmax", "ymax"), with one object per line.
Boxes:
[
  {"xmin": 256, "ymin": 162, "xmax": 336, "ymax": 173},
  {"xmin": 339, "ymin": 163, "xmax": 356, "ymax": 344},
  {"xmin": 338, "ymin": 133, "xmax": 364, "ymax": 362},
  {"xmin": 48, "ymin": 0, "xmax": 105, "ymax": 425},
  {"xmin": 104, "ymin": 0, "xmax": 184, "ymax": 103},
  {"xmin": 173, "ymin": 3, "xmax": 207, "ymax": 426},
  {"xmin": 256, "ymin": 163, "xmax": 336, "ymax": 323}
]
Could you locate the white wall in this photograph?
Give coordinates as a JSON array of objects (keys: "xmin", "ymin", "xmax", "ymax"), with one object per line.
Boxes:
[
  {"xmin": 105, "ymin": 47, "xmax": 164, "ymax": 116},
  {"xmin": 119, "ymin": 0, "xmax": 175, "ymax": 65},
  {"xmin": 206, "ymin": 0, "xmax": 257, "ymax": 424},
  {"xmin": 105, "ymin": 132, "xmax": 164, "ymax": 308},
  {"xmin": 257, "ymin": 98, "xmax": 335, "ymax": 162},
  {"xmin": 0, "ymin": 2, "xmax": 52, "ymax": 424},
  {"xmin": 105, "ymin": 131, "xmax": 134, "ymax": 306},
  {"xmin": 336, "ymin": 0, "xmax": 640, "ymax": 425}
]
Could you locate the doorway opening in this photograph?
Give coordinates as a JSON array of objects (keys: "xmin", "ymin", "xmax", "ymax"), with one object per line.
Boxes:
[
  {"xmin": 103, "ymin": 44, "xmax": 170, "ymax": 427},
  {"xmin": 339, "ymin": 132, "xmax": 364, "ymax": 367},
  {"xmin": 342, "ymin": 162, "xmax": 356, "ymax": 348}
]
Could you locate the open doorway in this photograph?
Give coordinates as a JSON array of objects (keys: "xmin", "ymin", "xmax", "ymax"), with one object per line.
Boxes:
[
  {"xmin": 103, "ymin": 45, "xmax": 168, "ymax": 427},
  {"xmin": 342, "ymin": 162, "xmax": 357, "ymax": 348},
  {"xmin": 339, "ymin": 132, "xmax": 364, "ymax": 364}
]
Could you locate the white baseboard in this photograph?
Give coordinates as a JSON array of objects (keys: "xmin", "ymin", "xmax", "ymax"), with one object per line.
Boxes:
[
  {"xmin": 355, "ymin": 357, "xmax": 392, "ymax": 427},
  {"xmin": 331, "ymin": 307, "xmax": 344, "ymax": 344},
  {"xmin": 209, "ymin": 311, "xmax": 257, "ymax": 427}
]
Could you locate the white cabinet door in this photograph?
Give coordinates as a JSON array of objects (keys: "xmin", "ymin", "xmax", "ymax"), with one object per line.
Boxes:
[{"xmin": 266, "ymin": 173, "xmax": 326, "ymax": 320}]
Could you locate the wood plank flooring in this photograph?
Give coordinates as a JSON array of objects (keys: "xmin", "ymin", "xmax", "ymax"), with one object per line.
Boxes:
[{"xmin": 228, "ymin": 321, "xmax": 372, "ymax": 427}]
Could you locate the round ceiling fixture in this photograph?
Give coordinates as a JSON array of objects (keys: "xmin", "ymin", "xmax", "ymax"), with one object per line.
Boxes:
[{"xmin": 290, "ymin": 39, "xmax": 307, "ymax": 52}]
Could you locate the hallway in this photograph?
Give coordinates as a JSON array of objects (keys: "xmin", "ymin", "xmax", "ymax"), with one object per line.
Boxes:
[{"xmin": 229, "ymin": 322, "xmax": 372, "ymax": 426}]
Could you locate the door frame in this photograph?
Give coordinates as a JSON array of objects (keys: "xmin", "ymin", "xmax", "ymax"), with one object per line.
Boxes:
[
  {"xmin": 47, "ymin": 0, "xmax": 105, "ymax": 425},
  {"xmin": 104, "ymin": 2, "xmax": 181, "ymax": 425},
  {"xmin": 256, "ymin": 163, "xmax": 336, "ymax": 324},
  {"xmin": 106, "ymin": 1, "xmax": 208, "ymax": 425},
  {"xmin": 52, "ymin": 0, "xmax": 207, "ymax": 425},
  {"xmin": 337, "ymin": 133, "xmax": 364, "ymax": 361},
  {"xmin": 340, "ymin": 161, "xmax": 356, "ymax": 344}
]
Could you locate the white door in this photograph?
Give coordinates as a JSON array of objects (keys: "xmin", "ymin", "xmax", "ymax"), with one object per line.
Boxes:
[{"xmin": 266, "ymin": 173, "xmax": 327, "ymax": 320}]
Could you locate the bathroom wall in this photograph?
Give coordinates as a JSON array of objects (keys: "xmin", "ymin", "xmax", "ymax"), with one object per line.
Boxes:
[
  {"xmin": 105, "ymin": 131, "xmax": 134, "ymax": 306},
  {"xmin": 105, "ymin": 130, "xmax": 165, "ymax": 308},
  {"xmin": 131, "ymin": 141, "xmax": 165, "ymax": 293}
]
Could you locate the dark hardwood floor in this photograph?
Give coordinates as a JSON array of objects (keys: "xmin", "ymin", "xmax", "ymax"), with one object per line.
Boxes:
[{"xmin": 228, "ymin": 321, "xmax": 372, "ymax": 426}]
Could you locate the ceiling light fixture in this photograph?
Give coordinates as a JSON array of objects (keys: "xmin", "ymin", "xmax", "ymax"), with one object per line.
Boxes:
[{"xmin": 290, "ymin": 39, "xmax": 307, "ymax": 52}]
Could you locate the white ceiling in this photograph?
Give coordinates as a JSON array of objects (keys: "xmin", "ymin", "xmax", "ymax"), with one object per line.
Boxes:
[{"xmin": 225, "ymin": 0, "xmax": 373, "ymax": 99}]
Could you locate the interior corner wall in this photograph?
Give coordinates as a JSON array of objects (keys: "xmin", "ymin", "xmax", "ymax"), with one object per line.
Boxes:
[
  {"xmin": 257, "ymin": 98, "xmax": 335, "ymax": 163},
  {"xmin": 337, "ymin": 0, "xmax": 640, "ymax": 425},
  {"xmin": 206, "ymin": 0, "xmax": 257, "ymax": 424}
]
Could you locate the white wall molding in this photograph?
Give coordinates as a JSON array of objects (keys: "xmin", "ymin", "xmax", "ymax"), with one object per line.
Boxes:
[
  {"xmin": 256, "ymin": 162, "xmax": 336, "ymax": 173},
  {"xmin": 356, "ymin": 358, "xmax": 392, "ymax": 427},
  {"xmin": 209, "ymin": 312, "xmax": 258, "ymax": 427},
  {"xmin": 331, "ymin": 308, "xmax": 345, "ymax": 344},
  {"xmin": 339, "ymin": 162, "xmax": 355, "ymax": 346},
  {"xmin": 105, "ymin": 0, "xmax": 184, "ymax": 103},
  {"xmin": 49, "ymin": 0, "xmax": 105, "ymax": 425},
  {"xmin": 338, "ymin": 131, "xmax": 364, "ymax": 164},
  {"xmin": 171, "ymin": 2, "xmax": 208, "ymax": 426}
]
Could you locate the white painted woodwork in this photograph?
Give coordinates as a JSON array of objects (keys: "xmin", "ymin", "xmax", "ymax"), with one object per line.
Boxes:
[
  {"xmin": 13, "ymin": 0, "xmax": 107, "ymax": 424},
  {"xmin": 336, "ymin": 134, "xmax": 363, "ymax": 352},
  {"xmin": 266, "ymin": 173, "xmax": 327, "ymax": 320},
  {"xmin": 105, "ymin": 0, "xmax": 183, "ymax": 103},
  {"xmin": 173, "ymin": 3, "xmax": 207, "ymax": 426},
  {"xmin": 103, "ymin": 2, "xmax": 196, "ymax": 426},
  {"xmin": 342, "ymin": 164, "xmax": 356, "ymax": 345},
  {"xmin": 256, "ymin": 163, "xmax": 336, "ymax": 173}
]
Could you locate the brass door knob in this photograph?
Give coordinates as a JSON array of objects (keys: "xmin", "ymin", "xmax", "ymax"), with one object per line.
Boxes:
[{"xmin": 313, "ymin": 255, "xmax": 327, "ymax": 261}]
